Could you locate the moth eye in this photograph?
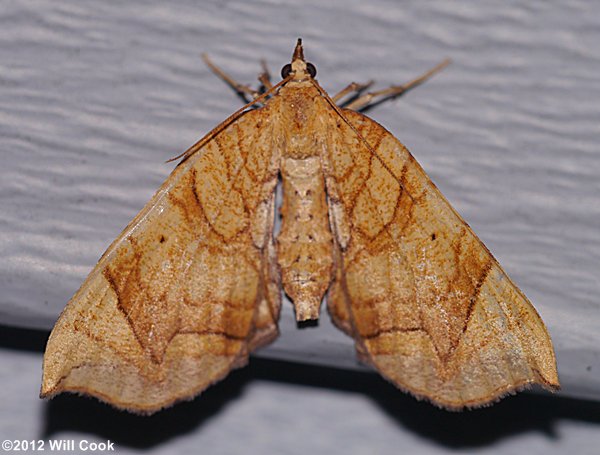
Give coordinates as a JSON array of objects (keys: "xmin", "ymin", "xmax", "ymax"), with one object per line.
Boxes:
[
  {"xmin": 281, "ymin": 63, "xmax": 292, "ymax": 79},
  {"xmin": 306, "ymin": 62, "xmax": 317, "ymax": 78}
]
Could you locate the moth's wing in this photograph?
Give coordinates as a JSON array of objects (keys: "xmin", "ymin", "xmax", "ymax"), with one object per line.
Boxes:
[
  {"xmin": 323, "ymin": 109, "xmax": 559, "ymax": 409},
  {"xmin": 41, "ymin": 108, "xmax": 281, "ymax": 414}
]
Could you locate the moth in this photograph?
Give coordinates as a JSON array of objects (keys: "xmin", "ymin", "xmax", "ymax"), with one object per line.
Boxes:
[{"xmin": 41, "ymin": 39, "xmax": 559, "ymax": 413}]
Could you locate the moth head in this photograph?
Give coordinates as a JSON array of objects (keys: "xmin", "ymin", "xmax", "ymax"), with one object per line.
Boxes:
[{"xmin": 281, "ymin": 38, "xmax": 317, "ymax": 81}]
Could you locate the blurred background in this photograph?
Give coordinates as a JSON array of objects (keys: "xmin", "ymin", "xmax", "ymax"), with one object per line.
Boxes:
[{"xmin": 1, "ymin": 1, "xmax": 599, "ymax": 453}]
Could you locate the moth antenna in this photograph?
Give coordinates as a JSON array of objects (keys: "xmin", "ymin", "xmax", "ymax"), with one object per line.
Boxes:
[
  {"xmin": 309, "ymin": 78, "xmax": 414, "ymax": 201},
  {"xmin": 167, "ymin": 73, "xmax": 294, "ymax": 164}
]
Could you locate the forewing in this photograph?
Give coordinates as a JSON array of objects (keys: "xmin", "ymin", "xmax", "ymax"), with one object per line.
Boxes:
[
  {"xmin": 323, "ymin": 109, "xmax": 559, "ymax": 408},
  {"xmin": 41, "ymin": 108, "xmax": 281, "ymax": 414}
]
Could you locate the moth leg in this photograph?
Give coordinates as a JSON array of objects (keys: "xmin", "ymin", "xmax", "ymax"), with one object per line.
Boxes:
[
  {"xmin": 332, "ymin": 81, "xmax": 374, "ymax": 104},
  {"xmin": 258, "ymin": 59, "xmax": 273, "ymax": 90},
  {"xmin": 202, "ymin": 53, "xmax": 261, "ymax": 102},
  {"xmin": 344, "ymin": 58, "xmax": 450, "ymax": 111}
]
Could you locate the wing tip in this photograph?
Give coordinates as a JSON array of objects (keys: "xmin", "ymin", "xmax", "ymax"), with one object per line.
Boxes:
[{"xmin": 39, "ymin": 352, "xmax": 252, "ymax": 415}]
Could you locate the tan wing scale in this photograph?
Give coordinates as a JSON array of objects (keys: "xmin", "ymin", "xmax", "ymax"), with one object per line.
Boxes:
[
  {"xmin": 41, "ymin": 108, "xmax": 281, "ymax": 414},
  {"xmin": 323, "ymin": 109, "xmax": 559, "ymax": 408}
]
